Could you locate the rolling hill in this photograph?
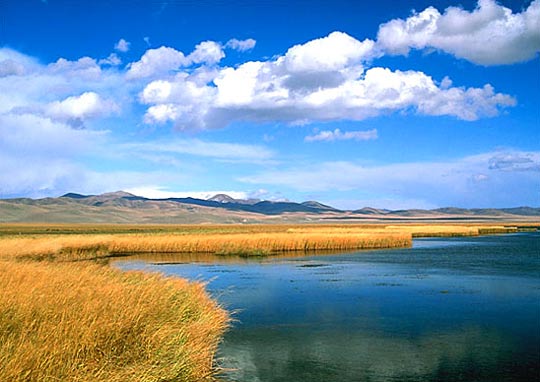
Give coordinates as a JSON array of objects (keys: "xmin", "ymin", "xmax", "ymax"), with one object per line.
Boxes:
[{"xmin": 0, "ymin": 191, "xmax": 538, "ymax": 224}]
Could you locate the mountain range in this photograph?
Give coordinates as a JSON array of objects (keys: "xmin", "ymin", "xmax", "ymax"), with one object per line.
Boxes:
[{"xmin": 0, "ymin": 191, "xmax": 538, "ymax": 224}]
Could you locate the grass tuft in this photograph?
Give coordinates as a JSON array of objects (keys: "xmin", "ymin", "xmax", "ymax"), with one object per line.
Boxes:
[{"xmin": 0, "ymin": 260, "xmax": 228, "ymax": 382}]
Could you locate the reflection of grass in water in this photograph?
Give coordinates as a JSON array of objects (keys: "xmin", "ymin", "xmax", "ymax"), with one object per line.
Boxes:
[
  {"xmin": 298, "ymin": 263, "xmax": 328, "ymax": 268},
  {"xmin": 374, "ymin": 282, "xmax": 404, "ymax": 287},
  {"xmin": 220, "ymin": 326, "xmax": 516, "ymax": 382}
]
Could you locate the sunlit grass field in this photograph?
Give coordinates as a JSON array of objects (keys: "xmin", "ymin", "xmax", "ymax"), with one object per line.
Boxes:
[
  {"xmin": 0, "ymin": 223, "xmax": 531, "ymax": 261},
  {"xmin": 0, "ymin": 222, "xmax": 537, "ymax": 381},
  {"xmin": 0, "ymin": 261, "xmax": 228, "ymax": 382}
]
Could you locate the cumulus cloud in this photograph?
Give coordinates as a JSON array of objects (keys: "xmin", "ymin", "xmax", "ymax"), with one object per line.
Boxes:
[
  {"xmin": 0, "ymin": 59, "xmax": 26, "ymax": 77},
  {"xmin": 45, "ymin": 92, "xmax": 119, "ymax": 123},
  {"xmin": 187, "ymin": 40, "xmax": 225, "ymax": 65},
  {"xmin": 283, "ymin": 31, "xmax": 377, "ymax": 73},
  {"xmin": 0, "ymin": 29, "xmax": 519, "ymax": 136},
  {"xmin": 126, "ymin": 46, "xmax": 187, "ymax": 79},
  {"xmin": 0, "ymin": 48, "xmax": 40, "ymax": 76},
  {"xmin": 139, "ymin": 31, "xmax": 515, "ymax": 130},
  {"xmin": 0, "ymin": 48, "xmax": 132, "ymax": 197},
  {"xmin": 0, "ymin": 50, "xmax": 130, "ymax": 128},
  {"xmin": 377, "ymin": 0, "xmax": 540, "ymax": 65},
  {"xmin": 305, "ymin": 128, "xmax": 378, "ymax": 142},
  {"xmin": 48, "ymin": 56, "xmax": 102, "ymax": 79},
  {"xmin": 127, "ymin": 41, "xmax": 225, "ymax": 80},
  {"xmin": 98, "ymin": 53, "xmax": 121, "ymax": 66},
  {"xmin": 114, "ymin": 38, "xmax": 131, "ymax": 53},
  {"xmin": 225, "ymin": 38, "xmax": 257, "ymax": 52}
]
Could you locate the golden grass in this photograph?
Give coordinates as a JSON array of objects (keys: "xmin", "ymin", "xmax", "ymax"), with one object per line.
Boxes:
[
  {"xmin": 0, "ymin": 231, "xmax": 413, "ymax": 261},
  {"xmin": 287, "ymin": 224, "xmax": 524, "ymax": 238},
  {"xmin": 0, "ymin": 260, "xmax": 228, "ymax": 382},
  {"xmin": 1, "ymin": 222, "xmax": 536, "ymax": 381},
  {"xmin": 0, "ymin": 222, "xmax": 534, "ymax": 262},
  {"xmin": 1, "ymin": 222, "xmax": 535, "ymax": 238},
  {"xmin": 384, "ymin": 225, "xmax": 519, "ymax": 237}
]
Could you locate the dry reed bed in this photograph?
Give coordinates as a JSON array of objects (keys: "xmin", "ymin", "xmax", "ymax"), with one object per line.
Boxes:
[
  {"xmin": 107, "ymin": 232, "xmax": 412, "ymax": 255},
  {"xmin": 0, "ymin": 223, "xmax": 525, "ymax": 262},
  {"xmin": 0, "ymin": 231, "xmax": 413, "ymax": 261},
  {"xmin": 288, "ymin": 225, "xmax": 520, "ymax": 237},
  {"xmin": 386, "ymin": 225, "xmax": 518, "ymax": 237},
  {"xmin": 0, "ymin": 260, "xmax": 228, "ymax": 382}
]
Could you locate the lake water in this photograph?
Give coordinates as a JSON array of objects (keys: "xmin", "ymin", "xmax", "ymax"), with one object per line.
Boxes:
[{"xmin": 114, "ymin": 233, "xmax": 540, "ymax": 382}]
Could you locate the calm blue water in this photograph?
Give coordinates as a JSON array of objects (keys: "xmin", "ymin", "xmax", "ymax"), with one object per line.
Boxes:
[{"xmin": 115, "ymin": 233, "xmax": 540, "ymax": 382}]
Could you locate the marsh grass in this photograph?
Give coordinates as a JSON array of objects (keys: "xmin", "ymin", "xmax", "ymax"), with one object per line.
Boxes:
[
  {"xmin": 0, "ymin": 260, "xmax": 228, "ymax": 382},
  {"xmin": 0, "ymin": 222, "xmax": 534, "ymax": 382},
  {"xmin": 0, "ymin": 223, "xmax": 528, "ymax": 262},
  {"xmin": 384, "ymin": 225, "xmax": 518, "ymax": 237},
  {"xmin": 0, "ymin": 231, "xmax": 413, "ymax": 262}
]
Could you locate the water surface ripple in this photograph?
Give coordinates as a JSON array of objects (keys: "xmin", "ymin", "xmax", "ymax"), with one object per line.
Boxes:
[{"xmin": 115, "ymin": 233, "xmax": 540, "ymax": 382}]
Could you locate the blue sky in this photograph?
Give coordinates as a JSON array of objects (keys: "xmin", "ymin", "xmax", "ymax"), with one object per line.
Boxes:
[{"xmin": 1, "ymin": 0, "xmax": 539, "ymax": 209}]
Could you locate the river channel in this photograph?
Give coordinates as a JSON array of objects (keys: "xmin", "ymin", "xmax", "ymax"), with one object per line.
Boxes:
[{"xmin": 114, "ymin": 232, "xmax": 540, "ymax": 382}]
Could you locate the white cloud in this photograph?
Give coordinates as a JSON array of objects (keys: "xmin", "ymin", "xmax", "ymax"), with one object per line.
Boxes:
[
  {"xmin": 187, "ymin": 40, "xmax": 225, "ymax": 65},
  {"xmin": 305, "ymin": 128, "xmax": 378, "ymax": 142},
  {"xmin": 0, "ymin": 113, "xmax": 105, "ymax": 157},
  {"xmin": 126, "ymin": 46, "xmax": 187, "ymax": 79},
  {"xmin": 45, "ymin": 92, "xmax": 119, "ymax": 123},
  {"xmin": 0, "ymin": 59, "xmax": 26, "ymax": 77},
  {"xmin": 0, "ymin": 49, "xmax": 129, "ymax": 132},
  {"xmin": 283, "ymin": 31, "xmax": 377, "ymax": 73},
  {"xmin": 48, "ymin": 56, "xmax": 102, "ymax": 80},
  {"xmin": 0, "ymin": 113, "xmax": 106, "ymax": 198},
  {"xmin": 0, "ymin": 48, "xmax": 40, "ymax": 76},
  {"xmin": 140, "ymin": 79, "xmax": 172, "ymax": 103},
  {"xmin": 225, "ymin": 38, "xmax": 257, "ymax": 52},
  {"xmin": 0, "ymin": 50, "xmax": 130, "ymax": 198},
  {"xmin": 140, "ymin": 74, "xmax": 216, "ymax": 129},
  {"xmin": 0, "ymin": 111, "xmax": 197, "ymax": 199},
  {"xmin": 114, "ymin": 38, "xmax": 131, "ymax": 53},
  {"xmin": 98, "ymin": 53, "xmax": 121, "ymax": 66},
  {"xmin": 141, "ymin": 47, "xmax": 515, "ymax": 129},
  {"xmin": 377, "ymin": 0, "xmax": 540, "ymax": 65},
  {"xmin": 0, "ymin": 32, "xmax": 519, "ymax": 137},
  {"xmin": 122, "ymin": 138, "xmax": 274, "ymax": 162},
  {"xmin": 488, "ymin": 152, "xmax": 540, "ymax": 171},
  {"xmin": 240, "ymin": 150, "xmax": 540, "ymax": 208},
  {"xmin": 127, "ymin": 41, "xmax": 225, "ymax": 80},
  {"xmin": 143, "ymin": 104, "xmax": 179, "ymax": 124}
]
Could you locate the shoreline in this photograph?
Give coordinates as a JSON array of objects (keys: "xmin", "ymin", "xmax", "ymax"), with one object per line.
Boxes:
[{"xmin": 1, "ymin": 223, "xmax": 538, "ymax": 381}]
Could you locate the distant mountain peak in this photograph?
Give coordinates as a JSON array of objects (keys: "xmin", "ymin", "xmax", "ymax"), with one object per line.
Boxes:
[
  {"xmin": 354, "ymin": 207, "xmax": 389, "ymax": 215},
  {"xmin": 61, "ymin": 192, "xmax": 90, "ymax": 199},
  {"xmin": 100, "ymin": 191, "xmax": 136, "ymax": 198},
  {"xmin": 207, "ymin": 193, "xmax": 262, "ymax": 205},
  {"xmin": 301, "ymin": 201, "xmax": 338, "ymax": 211},
  {"xmin": 208, "ymin": 194, "xmax": 237, "ymax": 203},
  {"xmin": 61, "ymin": 191, "xmax": 137, "ymax": 199}
]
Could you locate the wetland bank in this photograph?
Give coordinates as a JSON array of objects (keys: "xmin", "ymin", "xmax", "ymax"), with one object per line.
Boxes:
[{"xmin": 1, "ymin": 223, "xmax": 539, "ymax": 381}]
